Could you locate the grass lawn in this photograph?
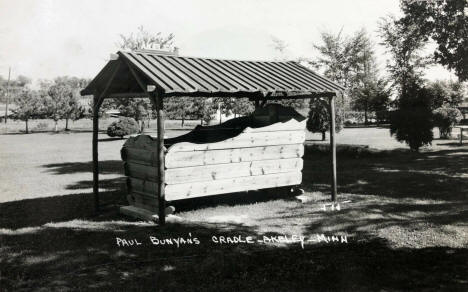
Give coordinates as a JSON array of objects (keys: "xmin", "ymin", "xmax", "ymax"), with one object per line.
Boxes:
[{"xmin": 0, "ymin": 124, "xmax": 467, "ymax": 291}]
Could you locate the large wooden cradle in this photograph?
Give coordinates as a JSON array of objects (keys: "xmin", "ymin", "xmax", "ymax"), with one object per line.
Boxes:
[{"xmin": 121, "ymin": 105, "xmax": 306, "ymax": 213}]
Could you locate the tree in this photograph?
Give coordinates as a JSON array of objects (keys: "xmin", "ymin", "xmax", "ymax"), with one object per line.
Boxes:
[
  {"xmin": 433, "ymin": 107, "xmax": 463, "ymax": 139},
  {"xmin": 117, "ymin": 98, "xmax": 152, "ymax": 132},
  {"xmin": 378, "ymin": 15, "xmax": 429, "ymax": 96},
  {"xmin": 213, "ymin": 97, "xmax": 233, "ymax": 124},
  {"xmin": 352, "ymin": 78, "xmax": 391, "ymax": 124},
  {"xmin": 400, "ymin": 0, "xmax": 468, "ymax": 81},
  {"xmin": 426, "ymin": 80, "xmax": 465, "ymax": 109},
  {"xmin": 311, "ymin": 29, "xmax": 376, "ymax": 94},
  {"xmin": 164, "ymin": 96, "xmax": 194, "ymax": 126},
  {"xmin": 114, "ymin": 26, "xmax": 176, "ymax": 131},
  {"xmin": 231, "ymin": 98, "xmax": 254, "ymax": 117},
  {"xmin": 118, "ymin": 26, "xmax": 175, "ymax": 51},
  {"xmin": 306, "ymin": 98, "xmax": 343, "ymax": 141},
  {"xmin": 379, "ymin": 15, "xmax": 434, "ymax": 151},
  {"xmin": 45, "ymin": 82, "xmax": 73, "ymax": 132},
  {"xmin": 192, "ymin": 98, "xmax": 217, "ymax": 125},
  {"xmin": 11, "ymin": 89, "xmax": 42, "ymax": 133}
]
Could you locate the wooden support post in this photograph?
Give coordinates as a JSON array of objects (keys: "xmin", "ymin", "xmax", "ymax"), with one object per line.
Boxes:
[
  {"xmin": 460, "ymin": 127, "xmax": 463, "ymax": 145},
  {"xmin": 150, "ymin": 89, "xmax": 166, "ymax": 225},
  {"xmin": 329, "ymin": 95, "xmax": 337, "ymax": 202},
  {"xmin": 92, "ymin": 95, "xmax": 100, "ymax": 212}
]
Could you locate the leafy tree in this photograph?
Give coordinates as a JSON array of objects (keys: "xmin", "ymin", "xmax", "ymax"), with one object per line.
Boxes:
[
  {"xmin": 378, "ymin": 15, "xmax": 429, "ymax": 96},
  {"xmin": 379, "ymin": 15, "xmax": 434, "ymax": 151},
  {"xmin": 306, "ymin": 98, "xmax": 343, "ymax": 141},
  {"xmin": 117, "ymin": 98, "xmax": 152, "ymax": 132},
  {"xmin": 11, "ymin": 89, "xmax": 42, "ymax": 133},
  {"xmin": 433, "ymin": 107, "xmax": 463, "ymax": 139},
  {"xmin": 311, "ymin": 29, "xmax": 376, "ymax": 95},
  {"xmin": 389, "ymin": 81, "xmax": 434, "ymax": 151},
  {"xmin": 118, "ymin": 25, "xmax": 175, "ymax": 51},
  {"xmin": 107, "ymin": 117, "xmax": 140, "ymax": 139},
  {"xmin": 164, "ymin": 96, "xmax": 194, "ymax": 126},
  {"xmin": 214, "ymin": 97, "xmax": 234, "ymax": 124},
  {"xmin": 352, "ymin": 78, "xmax": 391, "ymax": 124},
  {"xmin": 192, "ymin": 98, "xmax": 217, "ymax": 125},
  {"xmin": 400, "ymin": 0, "xmax": 468, "ymax": 81},
  {"xmin": 426, "ymin": 80, "xmax": 465, "ymax": 109},
  {"xmin": 114, "ymin": 26, "xmax": 175, "ymax": 131},
  {"xmin": 231, "ymin": 98, "xmax": 254, "ymax": 117},
  {"xmin": 45, "ymin": 82, "xmax": 74, "ymax": 132}
]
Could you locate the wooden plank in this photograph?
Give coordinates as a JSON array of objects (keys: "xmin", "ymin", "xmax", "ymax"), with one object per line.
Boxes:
[
  {"xmin": 165, "ymin": 158, "xmax": 303, "ymax": 184},
  {"xmin": 166, "ymin": 144, "xmax": 304, "ymax": 168},
  {"xmin": 155, "ymin": 92, "xmax": 166, "ymax": 225},
  {"xmin": 92, "ymin": 95, "xmax": 99, "ymax": 212},
  {"xmin": 165, "ymin": 171, "xmax": 302, "ymax": 201},
  {"xmin": 329, "ymin": 95, "xmax": 337, "ymax": 201},
  {"xmin": 124, "ymin": 162, "xmax": 158, "ymax": 182},
  {"xmin": 167, "ymin": 130, "xmax": 305, "ymax": 152},
  {"xmin": 244, "ymin": 119, "xmax": 306, "ymax": 133},
  {"xmin": 128, "ymin": 177, "xmax": 159, "ymax": 197},
  {"xmin": 120, "ymin": 205, "xmax": 158, "ymax": 222},
  {"xmin": 121, "ymin": 148, "xmax": 157, "ymax": 166},
  {"xmin": 130, "ymin": 192, "xmax": 158, "ymax": 212}
]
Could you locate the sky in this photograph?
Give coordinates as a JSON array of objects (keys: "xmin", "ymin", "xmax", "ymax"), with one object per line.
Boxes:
[{"xmin": 0, "ymin": 0, "xmax": 456, "ymax": 86}]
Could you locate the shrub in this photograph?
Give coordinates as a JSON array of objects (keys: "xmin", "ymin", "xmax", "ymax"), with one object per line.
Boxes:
[
  {"xmin": 34, "ymin": 122, "xmax": 50, "ymax": 132},
  {"xmin": 306, "ymin": 99, "xmax": 343, "ymax": 140},
  {"xmin": 389, "ymin": 83, "xmax": 434, "ymax": 152},
  {"xmin": 107, "ymin": 117, "xmax": 139, "ymax": 138},
  {"xmin": 432, "ymin": 107, "xmax": 463, "ymax": 139}
]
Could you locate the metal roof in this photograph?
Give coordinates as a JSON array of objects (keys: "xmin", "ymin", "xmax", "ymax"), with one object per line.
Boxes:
[{"xmin": 81, "ymin": 50, "xmax": 344, "ymax": 98}]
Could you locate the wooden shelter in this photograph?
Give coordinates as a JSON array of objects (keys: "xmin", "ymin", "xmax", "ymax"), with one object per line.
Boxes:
[{"xmin": 81, "ymin": 49, "xmax": 345, "ymax": 224}]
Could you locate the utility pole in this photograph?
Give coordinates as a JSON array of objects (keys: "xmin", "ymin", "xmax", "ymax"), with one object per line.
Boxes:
[{"xmin": 4, "ymin": 67, "xmax": 11, "ymax": 123}]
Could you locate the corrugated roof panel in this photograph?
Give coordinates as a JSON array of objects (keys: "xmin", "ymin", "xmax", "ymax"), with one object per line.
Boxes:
[{"xmin": 82, "ymin": 50, "xmax": 345, "ymax": 97}]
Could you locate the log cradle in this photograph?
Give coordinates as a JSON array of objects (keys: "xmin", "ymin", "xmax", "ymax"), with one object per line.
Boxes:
[
  {"xmin": 121, "ymin": 104, "xmax": 306, "ymax": 216},
  {"xmin": 80, "ymin": 49, "xmax": 345, "ymax": 224}
]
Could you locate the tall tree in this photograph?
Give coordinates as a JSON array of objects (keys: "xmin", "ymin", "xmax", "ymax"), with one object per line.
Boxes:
[
  {"xmin": 164, "ymin": 96, "xmax": 194, "ymax": 127},
  {"xmin": 311, "ymin": 29, "xmax": 375, "ymax": 96},
  {"xmin": 53, "ymin": 76, "xmax": 88, "ymax": 130},
  {"xmin": 45, "ymin": 82, "xmax": 74, "ymax": 132},
  {"xmin": 400, "ymin": 0, "xmax": 468, "ymax": 81},
  {"xmin": 352, "ymin": 78, "xmax": 391, "ymax": 124},
  {"xmin": 11, "ymin": 89, "xmax": 42, "ymax": 133},
  {"xmin": 378, "ymin": 15, "xmax": 429, "ymax": 96},
  {"xmin": 379, "ymin": 15, "xmax": 433, "ymax": 151},
  {"xmin": 115, "ymin": 26, "xmax": 175, "ymax": 131}
]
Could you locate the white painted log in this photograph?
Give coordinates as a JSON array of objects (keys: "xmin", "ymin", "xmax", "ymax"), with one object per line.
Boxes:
[
  {"xmin": 167, "ymin": 131, "xmax": 305, "ymax": 152},
  {"xmin": 166, "ymin": 144, "xmax": 304, "ymax": 168},
  {"xmin": 165, "ymin": 171, "xmax": 302, "ymax": 201},
  {"xmin": 244, "ymin": 119, "xmax": 306, "ymax": 132},
  {"xmin": 165, "ymin": 158, "xmax": 303, "ymax": 184}
]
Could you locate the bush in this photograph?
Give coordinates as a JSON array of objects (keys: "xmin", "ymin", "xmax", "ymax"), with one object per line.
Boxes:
[
  {"xmin": 34, "ymin": 122, "xmax": 50, "ymax": 132},
  {"xmin": 432, "ymin": 107, "xmax": 462, "ymax": 139},
  {"xmin": 107, "ymin": 117, "xmax": 139, "ymax": 138},
  {"xmin": 389, "ymin": 83, "xmax": 434, "ymax": 152},
  {"xmin": 306, "ymin": 99, "xmax": 343, "ymax": 140}
]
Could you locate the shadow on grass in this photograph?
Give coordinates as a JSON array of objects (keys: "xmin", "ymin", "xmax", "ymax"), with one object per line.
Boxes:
[
  {"xmin": 1, "ymin": 215, "xmax": 467, "ymax": 291},
  {"xmin": 303, "ymin": 146, "xmax": 468, "ymax": 202},
  {"xmin": 43, "ymin": 160, "xmax": 124, "ymax": 175},
  {"xmin": 2, "ymin": 146, "xmax": 468, "ymax": 290},
  {"xmin": 0, "ymin": 190, "xmax": 126, "ymax": 229}
]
